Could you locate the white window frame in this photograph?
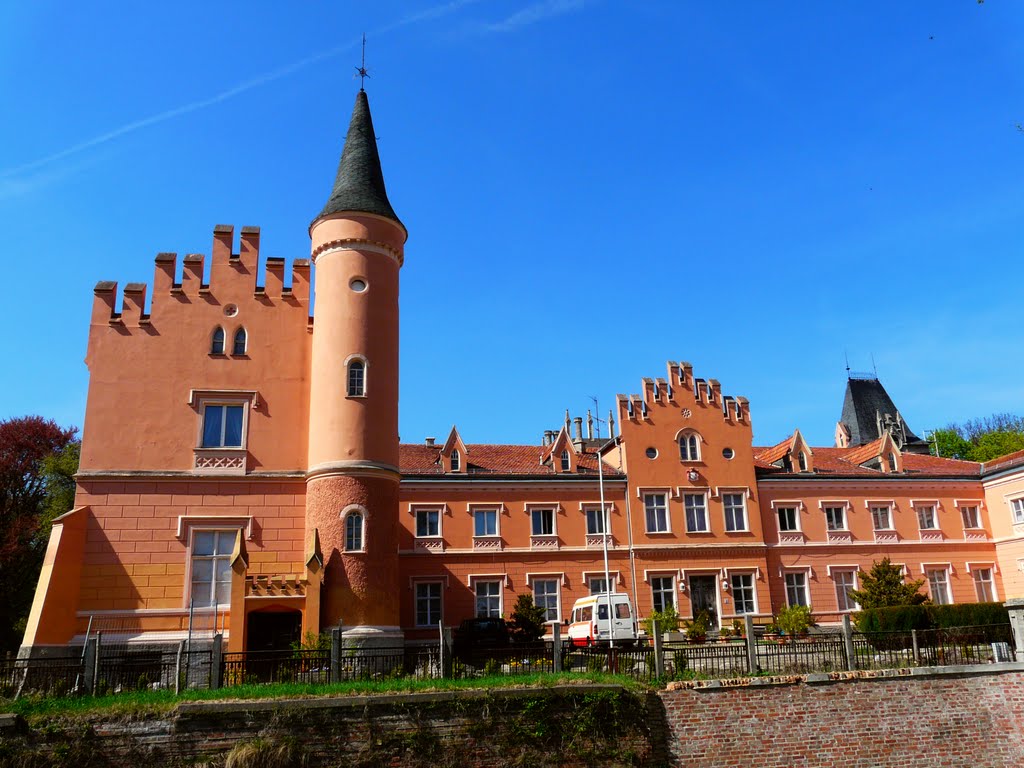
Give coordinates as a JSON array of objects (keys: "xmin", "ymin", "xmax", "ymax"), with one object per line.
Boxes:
[
  {"xmin": 651, "ymin": 574, "xmax": 676, "ymax": 613},
  {"xmin": 345, "ymin": 354, "xmax": 368, "ymax": 398},
  {"xmin": 783, "ymin": 570, "xmax": 809, "ymax": 607},
  {"xmin": 473, "ymin": 579, "xmax": 503, "ymax": 618},
  {"xmin": 912, "ymin": 500, "xmax": 939, "ymax": 531},
  {"xmin": 341, "ymin": 504, "xmax": 367, "ymax": 552},
  {"xmin": 560, "ymin": 450, "xmax": 571, "ymax": 472},
  {"xmin": 968, "ymin": 564, "xmax": 997, "ymax": 602},
  {"xmin": 414, "ymin": 581, "xmax": 443, "ymax": 627},
  {"xmin": 830, "ymin": 568, "xmax": 859, "ymax": 613},
  {"xmin": 772, "ymin": 501, "xmax": 801, "ymax": 533},
  {"xmin": 413, "ymin": 506, "xmax": 443, "ymax": 539},
  {"xmin": 722, "ymin": 491, "xmax": 748, "ymax": 532},
  {"xmin": 1010, "ymin": 497, "xmax": 1024, "ymax": 525},
  {"xmin": 958, "ymin": 503, "xmax": 982, "ymax": 530},
  {"xmin": 528, "ymin": 506, "xmax": 557, "ymax": 537},
  {"xmin": 450, "ymin": 449, "xmax": 461, "ymax": 472},
  {"xmin": 869, "ymin": 503, "xmax": 894, "ymax": 531},
  {"xmin": 683, "ymin": 492, "xmax": 709, "ymax": 533},
  {"xmin": 471, "ymin": 506, "xmax": 500, "ymax": 538},
  {"xmin": 199, "ymin": 402, "xmax": 248, "ymax": 449},
  {"xmin": 677, "ymin": 430, "xmax": 702, "ymax": 462},
  {"xmin": 643, "ymin": 491, "xmax": 671, "ymax": 534},
  {"xmin": 531, "ymin": 577, "xmax": 561, "ymax": 623},
  {"xmin": 924, "ymin": 566, "xmax": 953, "ymax": 605},
  {"xmin": 818, "ymin": 500, "xmax": 849, "ymax": 532},
  {"xmin": 729, "ymin": 572, "xmax": 757, "ymax": 615},
  {"xmin": 186, "ymin": 527, "xmax": 238, "ymax": 609}
]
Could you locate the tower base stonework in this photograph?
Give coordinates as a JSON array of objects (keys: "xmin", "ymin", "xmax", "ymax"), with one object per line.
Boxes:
[{"xmin": 305, "ymin": 472, "xmax": 402, "ymax": 644}]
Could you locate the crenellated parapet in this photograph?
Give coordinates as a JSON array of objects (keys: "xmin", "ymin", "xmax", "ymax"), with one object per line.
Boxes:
[
  {"xmin": 90, "ymin": 225, "xmax": 312, "ymax": 325},
  {"xmin": 615, "ymin": 360, "xmax": 750, "ymax": 426}
]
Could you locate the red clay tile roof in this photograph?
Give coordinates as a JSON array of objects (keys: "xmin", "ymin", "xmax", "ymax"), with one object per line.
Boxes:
[
  {"xmin": 400, "ymin": 444, "xmax": 622, "ymax": 477},
  {"xmin": 982, "ymin": 449, "xmax": 1024, "ymax": 475},
  {"xmin": 841, "ymin": 438, "xmax": 886, "ymax": 467},
  {"xmin": 756, "ymin": 437, "xmax": 792, "ymax": 466},
  {"xmin": 753, "ymin": 444, "xmax": 979, "ymax": 478}
]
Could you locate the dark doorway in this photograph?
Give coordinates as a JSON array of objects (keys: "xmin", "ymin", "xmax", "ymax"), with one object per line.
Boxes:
[
  {"xmin": 247, "ymin": 610, "xmax": 302, "ymax": 652},
  {"xmin": 688, "ymin": 575, "xmax": 719, "ymax": 629}
]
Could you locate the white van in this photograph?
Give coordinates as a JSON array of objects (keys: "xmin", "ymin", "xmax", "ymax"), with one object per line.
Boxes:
[{"xmin": 566, "ymin": 593, "xmax": 638, "ymax": 646}]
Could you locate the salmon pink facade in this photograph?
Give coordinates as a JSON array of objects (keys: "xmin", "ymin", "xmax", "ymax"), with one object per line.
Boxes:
[{"xmin": 20, "ymin": 90, "xmax": 1024, "ymax": 654}]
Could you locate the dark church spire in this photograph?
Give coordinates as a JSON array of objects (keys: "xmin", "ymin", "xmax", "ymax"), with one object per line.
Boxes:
[{"xmin": 315, "ymin": 90, "xmax": 403, "ymax": 229}]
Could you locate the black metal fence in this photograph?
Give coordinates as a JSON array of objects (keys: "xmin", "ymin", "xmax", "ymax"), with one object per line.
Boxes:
[{"xmin": 3, "ymin": 622, "xmax": 1015, "ymax": 701}]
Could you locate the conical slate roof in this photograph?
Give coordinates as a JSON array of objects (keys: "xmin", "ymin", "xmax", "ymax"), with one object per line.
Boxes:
[
  {"xmin": 315, "ymin": 90, "xmax": 402, "ymax": 228},
  {"xmin": 839, "ymin": 377, "xmax": 926, "ymax": 450}
]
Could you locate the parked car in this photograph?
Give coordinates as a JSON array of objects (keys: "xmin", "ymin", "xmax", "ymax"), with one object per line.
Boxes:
[
  {"xmin": 566, "ymin": 593, "xmax": 638, "ymax": 647},
  {"xmin": 452, "ymin": 617, "xmax": 511, "ymax": 656}
]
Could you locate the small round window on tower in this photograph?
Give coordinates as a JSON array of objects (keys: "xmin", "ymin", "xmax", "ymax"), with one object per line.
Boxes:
[
  {"xmin": 722, "ymin": 448, "xmax": 735, "ymax": 460},
  {"xmin": 350, "ymin": 278, "xmax": 368, "ymax": 293},
  {"xmin": 645, "ymin": 447, "xmax": 658, "ymax": 459},
  {"xmin": 223, "ymin": 304, "xmax": 239, "ymax": 317}
]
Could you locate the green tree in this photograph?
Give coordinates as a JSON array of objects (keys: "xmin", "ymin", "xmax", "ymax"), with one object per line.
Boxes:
[
  {"xmin": 931, "ymin": 412, "xmax": 1024, "ymax": 462},
  {"xmin": 0, "ymin": 417, "xmax": 78, "ymax": 650},
  {"xmin": 507, "ymin": 593, "xmax": 547, "ymax": 643},
  {"xmin": 848, "ymin": 557, "xmax": 928, "ymax": 609}
]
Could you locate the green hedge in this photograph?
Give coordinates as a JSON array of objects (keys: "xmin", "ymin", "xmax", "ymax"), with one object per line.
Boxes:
[{"xmin": 855, "ymin": 602, "xmax": 1009, "ymax": 633}]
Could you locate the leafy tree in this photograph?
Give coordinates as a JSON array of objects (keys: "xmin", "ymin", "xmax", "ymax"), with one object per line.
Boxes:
[
  {"xmin": 0, "ymin": 416, "xmax": 78, "ymax": 651},
  {"xmin": 507, "ymin": 593, "xmax": 547, "ymax": 643},
  {"xmin": 931, "ymin": 412, "xmax": 1024, "ymax": 462},
  {"xmin": 848, "ymin": 557, "xmax": 928, "ymax": 609}
]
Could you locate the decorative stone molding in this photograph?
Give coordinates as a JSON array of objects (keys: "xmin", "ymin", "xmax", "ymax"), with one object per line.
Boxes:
[{"xmin": 193, "ymin": 450, "xmax": 247, "ymax": 474}]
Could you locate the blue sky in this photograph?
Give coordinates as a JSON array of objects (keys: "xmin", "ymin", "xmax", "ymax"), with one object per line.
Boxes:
[{"xmin": 1, "ymin": 1, "xmax": 1022, "ymax": 449}]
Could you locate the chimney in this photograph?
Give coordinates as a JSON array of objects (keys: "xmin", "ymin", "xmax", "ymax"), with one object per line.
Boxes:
[
  {"xmin": 543, "ymin": 430, "xmax": 554, "ymax": 446},
  {"xmin": 573, "ymin": 417, "xmax": 583, "ymax": 440},
  {"xmin": 425, "ymin": 437, "xmax": 436, "ymax": 447},
  {"xmin": 586, "ymin": 410, "xmax": 594, "ymax": 440}
]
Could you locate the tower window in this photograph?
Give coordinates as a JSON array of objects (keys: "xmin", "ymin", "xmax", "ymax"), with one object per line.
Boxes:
[
  {"xmin": 344, "ymin": 509, "xmax": 364, "ymax": 552},
  {"xmin": 232, "ymin": 328, "xmax": 247, "ymax": 356},
  {"xmin": 347, "ymin": 358, "xmax": 366, "ymax": 397},
  {"xmin": 211, "ymin": 327, "xmax": 225, "ymax": 355},
  {"xmin": 560, "ymin": 450, "xmax": 571, "ymax": 471}
]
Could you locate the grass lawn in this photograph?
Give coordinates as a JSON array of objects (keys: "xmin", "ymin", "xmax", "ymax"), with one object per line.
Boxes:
[{"xmin": 2, "ymin": 671, "xmax": 643, "ymax": 724}]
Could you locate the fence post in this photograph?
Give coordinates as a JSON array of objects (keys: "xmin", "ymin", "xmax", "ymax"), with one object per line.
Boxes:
[
  {"xmin": 174, "ymin": 640, "xmax": 184, "ymax": 695},
  {"xmin": 842, "ymin": 614, "xmax": 856, "ymax": 671},
  {"xmin": 744, "ymin": 615, "xmax": 757, "ymax": 674},
  {"xmin": 440, "ymin": 623, "xmax": 453, "ymax": 679},
  {"xmin": 331, "ymin": 626, "xmax": 342, "ymax": 683},
  {"xmin": 1004, "ymin": 599, "xmax": 1024, "ymax": 661},
  {"xmin": 652, "ymin": 619, "xmax": 665, "ymax": 678},
  {"xmin": 210, "ymin": 633, "xmax": 223, "ymax": 690},
  {"xmin": 911, "ymin": 629, "xmax": 920, "ymax": 665},
  {"xmin": 551, "ymin": 623, "xmax": 562, "ymax": 673},
  {"xmin": 83, "ymin": 637, "xmax": 98, "ymax": 696}
]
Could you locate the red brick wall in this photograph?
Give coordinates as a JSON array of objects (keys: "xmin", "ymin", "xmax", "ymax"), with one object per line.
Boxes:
[{"xmin": 660, "ymin": 670, "xmax": 1024, "ymax": 767}]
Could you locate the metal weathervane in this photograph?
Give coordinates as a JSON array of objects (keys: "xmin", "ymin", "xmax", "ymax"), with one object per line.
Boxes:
[{"xmin": 356, "ymin": 33, "xmax": 369, "ymax": 90}]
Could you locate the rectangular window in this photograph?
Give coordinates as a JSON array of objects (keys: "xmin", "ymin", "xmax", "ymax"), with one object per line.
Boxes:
[
  {"xmin": 532, "ymin": 579, "xmax": 559, "ymax": 623},
  {"xmin": 651, "ymin": 576, "xmax": 675, "ymax": 613},
  {"xmin": 784, "ymin": 572, "xmax": 808, "ymax": 607},
  {"xmin": 926, "ymin": 569, "xmax": 952, "ymax": 605},
  {"xmin": 531, "ymin": 508, "xmax": 555, "ymax": 536},
  {"xmin": 1012, "ymin": 498, "xmax": 1024, "ymax": 525},
  {"xmin": 684, "ymin": 493, "xmax": 708, "ymax": 532},
  {"xmin": 731, "ymin": 574, "xmax": 755, "ymax": 614},
  {"xmin": 960, "ymin": 505, "xmax": 980, "ymax": 529},
  {"xmin": 415, "ymin": 582, "xmax": 442, "ymax": 626},
  {"xmin": 824, "ymin": 506, "xmax": 846, "ymax": 531},
  {"xmin": 973, "ymin": 568, "xmax": 995, "ymax": 602},
  {"xmin": 777, "ymin": 506, "xmax": 798, "ymax": 532},
  {"xmin": 589, "ymin": 577, "xmax": 609, "ymax": 595},
  {"xmin": 585, "ymin": 507, "xmax": 606, "ymax": 535},
  {"xmin": 723, "ymin": 493, "xmax": 747, "ymax": 532},
  {"xmin": 916, "ymin": 505, "xmax": 937, "ymax": 530},
  {"xmin": 644, "ymin": 493, "xmax": 669, "ymax": 533},
  {"xmin": 871, "ymin": 505, "xmax": 893, "ymax": 531},
  {"xmin": 833, "ymin": 571, "xmax": 858, "ymax": 612},
  {"xmin": 190, "ymin": 530, "xmax": 235, "ymax": 608},
  {"xmin": 473, "ymin": 509, "xmax": 498, "ymax": 537},
  {"xmin": 415, "ymin": 509, "xmax": 439, "ymax": 538},
  {"xmin": 474, "ymin": 580, "xmax": 501, "ymax": 618},
  {"xmin": 202, "ymin": 404, "xmax": 244, "ymax": 448}
]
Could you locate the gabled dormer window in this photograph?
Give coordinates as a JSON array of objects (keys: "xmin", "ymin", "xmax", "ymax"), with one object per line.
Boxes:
[
  {"xmin": 798, "ymin": 452, "xmax": 808, "ymax": 472},
  {"xmin": 888, "ymin": 452, "xmax": 898, "ymax": 472},
  {"xmin": 560, "ymin": 450, "xmax": 571, "ymax": 471},
  {"xmin": 211, "ymin": 327, "xmax": 225, "ymax": 355},
  {"xmin": 451, "ymin": 449, "xmax": 461, "ymax": 472},
  {"xmin": 232, "ymin": 327, "xmax": 247, "ymax": 356}
]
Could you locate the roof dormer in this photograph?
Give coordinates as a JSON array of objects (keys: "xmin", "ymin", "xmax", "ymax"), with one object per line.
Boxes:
[
  {"xmin": 844, "ymin": 432, "xmax": 902, "ymax": 473},
  {"xmin": 545, "ymin": 426, "xmax": 578, "ymax": 474},
  {"xmin": 759, "ymin": 429, "xmax": 814, "ymax": 473},
  {"xmin": 441, "ymin": 425, "xmax": 468, "ymax": 474}
]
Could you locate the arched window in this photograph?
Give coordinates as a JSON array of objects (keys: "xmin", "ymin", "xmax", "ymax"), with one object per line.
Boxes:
[
  {"xmin": 347, "ymin": 358, "xmax": 366, "ymax": 397},
  {"xmin": 678, "ymin": 432, "xmax": 700, "ymax": 461},
  {"xmin": 450, "ymin": 449, "xmax": 461, "ymax": 472},
  {"xmin": 560, "ymin": 450, "xmax": 571, "ymax": 471},
  {"xmin": 211, "ymin": 327, "xmax": 225, "ymax": 355},
  {"xmin": 232, "ymin": 327, "xmax": 247, "ymax": 356},
  {"xmin": 344, "ymin": 511, "xmax": 364, "ymax": 551},
  {"xmin": 798, "ymin": 452, "xmax": 808, "ymax": 472},
  {"xmin": 888, "ymin": 452, "xmax": 898, "ymax": 472}
]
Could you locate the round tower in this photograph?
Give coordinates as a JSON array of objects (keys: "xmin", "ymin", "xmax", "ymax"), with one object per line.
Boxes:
[{"xmin": 307, "ymin": 89, "xmax": 406, "ymax": 646}]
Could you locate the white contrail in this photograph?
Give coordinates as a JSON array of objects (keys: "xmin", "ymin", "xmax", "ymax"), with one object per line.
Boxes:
[
  {"xmin": 1, "ymin": 0, "xmax": 488, "ymax": 180},
  {"xmin": 483, "ymin": 0, "xmax": 587, "ymax": 33}
]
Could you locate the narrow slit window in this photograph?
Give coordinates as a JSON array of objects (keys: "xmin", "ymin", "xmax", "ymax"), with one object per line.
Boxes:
[
  {"xmin": 450, "ymin": 449, "xmax": 461, "ymax": 472},
  {"xmin": 560, "ymin": 450, "xmax": 571, "ymax": 471},
  {"xmin": 211, "ymin": 327, "xmax": 225, "ymax": 355},
  {"xmin": 232, "ymin": 328, "xmax": 247, "ymax": 355},
  {"xmin": 347, "ymin": 359, "xmax": 366, "ymax": 397},
  {"xmin": 344, "ymin": 512, "xmax": 364, "ymax": 551}
]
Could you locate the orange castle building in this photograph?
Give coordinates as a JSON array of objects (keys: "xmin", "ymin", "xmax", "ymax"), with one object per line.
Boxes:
[{"xmin": 21, "ymin": 89, "xmax": 1024, "ymax": 654}]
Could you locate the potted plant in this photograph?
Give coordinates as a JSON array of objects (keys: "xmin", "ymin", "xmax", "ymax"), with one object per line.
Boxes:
[
  {"xmin": 776, "ymin": 604, "xmax": 815, "ymax": 642},
  {"xmin": 729, "ymin": 618, "xmax": 746, "ymax": 642},
  {"xmin": 684, "ymin": 610, "xmax": 711, "ymax": 644},
  {"xmin": 641, "ymin": 606, "xmax": 682, "ymax": 643},
  {"xmin": 763, "ymin": 621, "xmax": 780, "ymax": 642}
]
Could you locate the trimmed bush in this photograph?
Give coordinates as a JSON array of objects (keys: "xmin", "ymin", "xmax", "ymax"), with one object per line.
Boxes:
[
  {"xmin": 856, "ymin": 602, "xmax": 1009, "ymax": 633},
  {"xmin": 930, "ymin": 602, "xmax": 1009, "ymax": 628}
]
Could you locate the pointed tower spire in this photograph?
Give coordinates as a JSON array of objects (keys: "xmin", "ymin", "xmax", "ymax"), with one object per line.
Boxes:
[{"xmin": 316, "ymin": 90, "xmax": 403, "ymax": 228}]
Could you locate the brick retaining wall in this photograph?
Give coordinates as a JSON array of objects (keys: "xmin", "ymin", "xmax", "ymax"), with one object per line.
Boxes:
[{"xmin": 659, "ymin": 664, "xmax": 1024, "ymax": 768}]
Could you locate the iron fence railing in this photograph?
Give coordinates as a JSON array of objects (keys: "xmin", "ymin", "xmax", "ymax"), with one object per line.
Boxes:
[
  {"xmin": 0, "ymin": 654, "xmax": 84, "ymax": 698},
  {"xmin": 222, "ymin": 648, "xmax": 331, "ymax": 686}
]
